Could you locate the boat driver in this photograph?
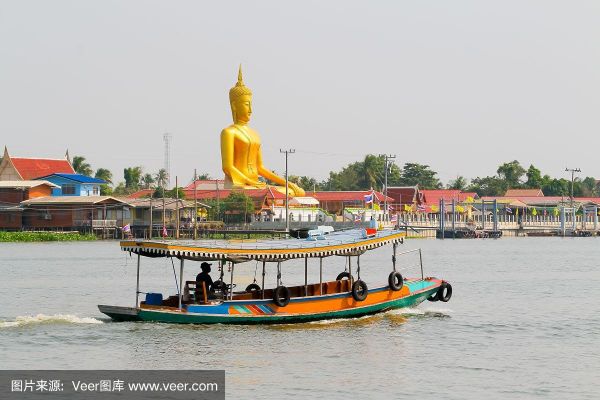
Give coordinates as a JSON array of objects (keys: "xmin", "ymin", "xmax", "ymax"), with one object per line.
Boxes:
[{"xmin": 196, "ymin": 262, "xmax": 214, "ymax": 298}]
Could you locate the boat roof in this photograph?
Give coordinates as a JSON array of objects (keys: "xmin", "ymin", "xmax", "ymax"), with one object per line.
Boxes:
[{"xmin": 120, "ymin": 229, "xmax": 405, "ymax": 263}]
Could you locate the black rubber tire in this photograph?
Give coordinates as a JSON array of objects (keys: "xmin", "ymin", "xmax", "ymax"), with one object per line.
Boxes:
[
  {"xmin": 351, "ymin": 280, "xmax": 368, "ymax": 301},
  {"xmin": 272, "ymin": 285, "xmax": 290, "ymax": 307},
  {"xmin": 245, "ymin": 283, "xmax": 261, "ymax": 292},
  {"xmin": 336, "ymin": 271, "xmax": 352, "ymax": 281},
  {"xmin": 427, "ymin": 290, "xmax": 439, "ymax": 302},
  {"xmin": 439, "ymin": 282, "xmax": 452, "ymax": 302},
  {"xmin": 388, "ymin": 271, "xmax": 403, "ymax": 291}
]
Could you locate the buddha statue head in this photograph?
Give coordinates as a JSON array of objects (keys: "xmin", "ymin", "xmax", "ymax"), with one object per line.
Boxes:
[{"xmin": 229, "ymin": 65, "xmax": 253, "ymax": 124}]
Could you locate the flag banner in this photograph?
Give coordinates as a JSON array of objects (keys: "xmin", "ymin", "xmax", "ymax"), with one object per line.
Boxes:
[
  {"xmin": 417, "ymin": 204, "xmax": 427, "ymax": 212},
  {"xmin": 430, "ymin": 205, "xmax": 438, "ymax": 213},
  {"xmin": 505, "ymin": 206, "xmax": 513, "ymax": 214},
  {"xmin": 122, "ymin": 224, "xmax": 131, "ymax": 232},
  {"xmin": 390, "ymin": 214, "xmax": 398, "ymax": 223},
  {"xmin": 364, "ymin": 193, "xmax": 373, "ymax": 204},
  {"xmin": 162, "ymin": 225, "xmax": 168, "ymax": 237}
]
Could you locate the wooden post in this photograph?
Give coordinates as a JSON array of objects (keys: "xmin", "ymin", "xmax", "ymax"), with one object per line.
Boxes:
[
  {"xmin": 304, "ymin": 257, "xmax": 308, "ymax": 296},
  {"xmin": 261, "ymin": 261, "xmax": 266, "ymax": 300},
  {"xmin": 149, "ymin": 196, "xmax": 153, "ymax": 239}
]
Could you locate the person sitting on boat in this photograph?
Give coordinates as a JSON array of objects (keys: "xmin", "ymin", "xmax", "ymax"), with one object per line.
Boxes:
[{"xmin": 196, "ymin": 262, "xmax": 214, "ymax": 300}]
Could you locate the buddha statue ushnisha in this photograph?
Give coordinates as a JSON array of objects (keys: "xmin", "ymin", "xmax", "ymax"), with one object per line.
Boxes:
[{"xmin": 221, "ymin": 66, "xmax": 305, "ymax": 197}]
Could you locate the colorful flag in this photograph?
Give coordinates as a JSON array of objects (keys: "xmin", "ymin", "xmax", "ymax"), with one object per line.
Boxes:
[
  {"xmin": 354, "ymin": 213, "xmax": 362, "ymax": 222},
  {"xmin": 532, "ymin": 208, "xmax": 537, "ymax": 216},
  {"xmin": 122, "ymin": 224, "xmax": 131, "ymax": 232},
  {"xmin": 456, "ymin": 205, "xmax": 465, "ymax": 213},
  {"xmin": 553, "ymin": 207, "xmax": 560, "ymax": 216},
  {"xmin": 543, "ymin": 209, "xmax": 547, "ymax": 216},
  {"xmin": 162, "ymin": 225, "xmax": 168, "ymax": 238},
  {"xmin": 364, "ymin": 193, "xmax": 373, "ymax": 204},
  {"xmin": 390, "ymin": 214, "xmax": 398, "ymax": 223},
  {"xmin": 417, "ymin": 204, "xmax": 427, "ymax": 212},
  {"xmin": 404, "ymin": 204, "xmax": 412, "ymax": 212},
  {"xmin": 505, "ymin": 206, "xmax": 513, "ymax": 214},
  {"xmin": 430, "ymin": 204, "xmax": 438, "ymax": 213}
]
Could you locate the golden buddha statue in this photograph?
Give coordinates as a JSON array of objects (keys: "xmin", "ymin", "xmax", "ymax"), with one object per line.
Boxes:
[{"xmin": 221, "ymin": 66, "xmax": 305, "ymax": 197}]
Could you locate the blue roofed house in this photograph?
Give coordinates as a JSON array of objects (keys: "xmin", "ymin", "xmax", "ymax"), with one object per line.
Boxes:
[{"xmin": 35, "ymin": 173, "xmax": 106, "ymax": 196}]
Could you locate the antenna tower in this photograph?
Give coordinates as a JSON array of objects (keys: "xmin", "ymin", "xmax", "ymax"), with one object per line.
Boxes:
[{"xmin": 163, "ymin": 132, "xmax": 172, "ymax": 188}]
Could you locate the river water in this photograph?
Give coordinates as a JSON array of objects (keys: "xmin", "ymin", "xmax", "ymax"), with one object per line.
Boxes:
[{"xmin": 1, "ymin": 238, "xmax": 599, "ymax": 399}]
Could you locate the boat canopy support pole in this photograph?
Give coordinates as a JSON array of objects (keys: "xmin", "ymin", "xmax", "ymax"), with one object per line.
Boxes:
[
  {"xmin": 178, "ymin": 258, "xmax": 184, "ymax": 309},
  {"xmin": 319, "ymin": 257, "xmax": 323, "ymax": 295},
  {"xmin": 357, "ymin": 255, "xmax": 361, "ymax": 280},
  {"xmin": 135, "ymin": 253, "xmax": 141, "ymax": 308},
  {"xmin": 229, "ymin": 262, "xmax": 235, "ymax": 300},
  {"xmin": 419, "ymin": 249, "xmax": 424, "ymax": 280},
  {"xmin": 392, "ymin": 242, "xmax": 397, "ymax": 272},
  {"xmin": 304, "ymin": 257, "xmax": 308, "ymax": 296},
  {"xmin": 348, "ymin": 256, "xmax": 352, "ymax": 280},
  {"xmin": 261, "ymin": 261, "xmax": 266, "ymax": 300}
]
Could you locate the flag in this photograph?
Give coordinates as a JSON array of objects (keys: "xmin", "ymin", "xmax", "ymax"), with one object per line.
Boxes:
[
  {"xmin": 456, "ymin": 205, "xmax": 465, "ymax": 213},
  {"xmin": 516, "ymin": 208, "xmax": 519, "ymax": 217},
  {"xmin": 122, "ymin": 224, "xmax": 131, "ymax": 232},
  {"xmin": 364, "ymin": 193, "xmax": 373, "ymax": 204},
  {"xmin": 404, "ymin": 204, "xmax": 412, "ymax": 212},
  {"xmin": 465, "ymin": 196, "xmax": 474, "ymax": 203},
  {"xmin": 532, "ymin": 208, "xmax": 537, "ymax": 216},
  {"xmin": 387, "ymin": 204, "xmax": 394, "ymax": 212},
  {"xmin": 505, "ymin": 206, "xmax": 513, "ymax": 214},
  {"xmin": 553, "ymin": 207, "xmax": 560, "ymax": 216},
  {"xmin": 430, "ymin": 204, "xmax": 438, "ymax": 213},
  {"xmin": 390, "ymin": 214, "xmax": 398, "ymax": 223},
  {"xmin": 162, "ymin": 225, "xmax": 168, "ymax": 238},
  {"xmin": 354, "ymin": 213, "xmax": 362, "ymax": 222},
  {"xmin": 543, "ymin": 209, "xmax": 547, "ymax": 216}
]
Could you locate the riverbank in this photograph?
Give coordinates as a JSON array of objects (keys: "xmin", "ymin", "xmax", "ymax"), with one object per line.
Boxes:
[{"xmin": 0, "ymin": 231, "xmax": 97, "ymax": 242}]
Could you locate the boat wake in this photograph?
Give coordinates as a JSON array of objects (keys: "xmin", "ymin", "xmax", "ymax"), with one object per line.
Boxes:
[{"xmin": 0, "ymin": 314, "xmax": 104, "ymax": 328}]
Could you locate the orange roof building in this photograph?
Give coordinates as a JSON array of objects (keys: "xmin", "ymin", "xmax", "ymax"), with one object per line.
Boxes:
[{"xmin": 0, "ymin": 147, "xmax": 75, "ymax": 181}]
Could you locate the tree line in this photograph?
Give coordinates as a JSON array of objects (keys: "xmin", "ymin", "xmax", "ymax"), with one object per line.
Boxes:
[{"xmin": 67, "ymin": 154, "xmax": 598, "ymax": 198}]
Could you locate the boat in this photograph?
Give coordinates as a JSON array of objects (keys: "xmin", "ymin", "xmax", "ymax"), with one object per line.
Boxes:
[{"xmin": 99, "ymin": 228, "xmax": 452, "ymax": 324}]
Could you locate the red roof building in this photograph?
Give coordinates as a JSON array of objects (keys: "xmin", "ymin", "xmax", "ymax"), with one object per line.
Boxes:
[
  {"xmin": 0, "ymin": 147, "xmax": 74, "ymax": 181},
  {"xmin": 126, "ymin": 189, "xmax": 155, "ymax": 199},
  {"xmin": 505, "ymin": 188, "xmax": 544, "ymax": 197},
  {"xmin": 419, "ymin": 190, "xmax": 480, "ymax": 212}
]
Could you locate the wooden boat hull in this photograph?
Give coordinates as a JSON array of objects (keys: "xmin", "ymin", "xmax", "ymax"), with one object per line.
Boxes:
[{"xmin": 99, "ymin": 279, "xmax": 443, "ymax": 325}]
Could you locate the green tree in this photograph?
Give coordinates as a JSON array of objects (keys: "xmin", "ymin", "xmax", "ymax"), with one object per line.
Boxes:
[
  {"xmin": 399, "ymin": 163, "xmax": 441, "ymax": 189},
  {"xmin": 289, "ymin": 175, "xmax": 323, "ymax": 192},
  {"xmin": 447, "ymin": 176, "xmax": 469, "ymax": 190},
  {"xmin": 197, "ymin": 172, "xmax": 212, "ymax": 180},
  {"xmin": 497, "ymin": 160, "xmax": 525, "ymax": 188},
  {"xmin": 524, "ymin": 165, "xmax": 543, "ymax": 188},
  {"xmin": 542, "ymin": 178, "xmax": 570, "ymax": 196},
  {"xmin": 153, "ymin": 186, "xmax": 185, "ymax": 199},
  {"xmin": 578, "ymin": 177, "xmax": 598, "ymax": 197},
  {"xmin": 141, "ymin": 173, "xmax": 155, "ymax": 189},
  {"xmin": 94, "ymin": 168, "xmax": 113, "ymax": 196},
  {"xmin": 154, "ymin": 169, "xmax": 168, "ymax": 190},
  {"xmin": 124, "ymin": 166, "xmax": 143, "ymax": 189},
  {"xmin": 73, "ymin": 156, "xmax": 93, "ymax": 176},
  {"xmin": 467, "ymin": 176, "xmax": 506, "ymax": 196},
  {"xmin": 222, "ymin": 192, "xmax": 255, "ymax": 223}
]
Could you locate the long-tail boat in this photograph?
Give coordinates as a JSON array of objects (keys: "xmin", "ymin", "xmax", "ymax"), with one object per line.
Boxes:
[{"xmin": 99, "ymin": 228, "xmax": 452, "ymax": 324}]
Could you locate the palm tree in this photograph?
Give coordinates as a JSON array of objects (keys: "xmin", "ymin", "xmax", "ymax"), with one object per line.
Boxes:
[
  {"xmin": 94, "ymin": 168, "xmax": 113, "ymax": 185},
  {"xmin": 142, "ymin": 173, "xmax": 155, "ymax": 189},
  {"xmin": 123, "ymin": 166, "xmax": 143, "ymax": 189},
  {"xmin": 73, "ymin": 156, "xmax": 93, "ymax": 176},
  {"xmin": 155, "ymin": 169, "xmax": 168, "ymax": 190}
]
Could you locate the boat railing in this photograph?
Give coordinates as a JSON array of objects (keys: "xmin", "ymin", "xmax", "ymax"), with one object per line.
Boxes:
[{"xmin": 393, "ymin": 248, "xmax": 425, "ymax": 281}]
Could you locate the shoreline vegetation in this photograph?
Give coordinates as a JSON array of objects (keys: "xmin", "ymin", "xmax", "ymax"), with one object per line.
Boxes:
[{"xmin": 0, "ymin": 231, "xmax": 97, "ymax": 242}]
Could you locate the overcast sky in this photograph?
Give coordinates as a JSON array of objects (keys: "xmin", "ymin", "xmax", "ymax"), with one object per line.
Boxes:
[{"xmin": 1, "ymin": 1, "xmax": 598, "ymax": 187}]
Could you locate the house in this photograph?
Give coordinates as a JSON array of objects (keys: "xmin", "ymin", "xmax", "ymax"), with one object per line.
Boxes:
[
  {"xmin": 311, "ymin": 191, "xmax": 393, "ymax": 215},
  {"xmin": 0, "ymin": 147, "xmax": 74, "ymax": 180},
  {"xmin": 504, "ymin": 188, "xmax": 544, "ymax": 197},
  {"xmin": 36, "ymin": 173, "xmax": 106, "ymax": 196},
  {"xmin": 0, "ymin": 181, "xmax": 59, "ymax": 229},
  {"xmin": 386, "ymin": 186, "xmax": 422, "ymax": 211},
  {"xmin": 19, "ymin": 196, "xmax": 130, "ymax": 230}
]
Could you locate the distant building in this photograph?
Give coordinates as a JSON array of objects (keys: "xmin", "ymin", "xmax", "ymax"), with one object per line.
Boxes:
[
  {"xmin": 36, "ymin": 173, "xmax": 106, "ymax": 196},
  {"xmin": 0, "ymin": 147, "xmax": 74, "ymax": 181},
  {"xmin": 504, "ymin": 188, "xmax": 544, "ymax": 197},
  {"xmin": 0, "ymin": 181, "xmax": 59, "ymax": 229},
  {"xmin": 419, "ymin": 190, "xmax": 479, "ymax": 212},
  {"xmin": 386, "ymin": 186, "xmax": 423, "ymax": 211}
]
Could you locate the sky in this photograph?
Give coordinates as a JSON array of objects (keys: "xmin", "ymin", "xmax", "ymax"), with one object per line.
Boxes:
[{"xmin": 1, "ymin": 1, "xmax": 599, "ymax": 188}]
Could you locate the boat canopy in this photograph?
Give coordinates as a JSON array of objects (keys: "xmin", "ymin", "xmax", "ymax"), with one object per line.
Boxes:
[{"xmin": 120, "ymin": 229, "xmax": 405, "ymax": 263}]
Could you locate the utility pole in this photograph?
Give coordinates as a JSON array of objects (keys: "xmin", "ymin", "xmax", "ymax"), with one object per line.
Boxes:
[
  {"xmin": 280, "ymin": 148, "xmax": 296, "ymax": 233},
  {"xmin": 565, "ymin": 167, "xmax": 581, "ymax": 210},
  {"xmin": 380, "ymin": 154, "xmax": 396, "ymax": 220},
  {"xmin": 194, "ymin": 169, "xmax": 198, "ymax": 240}
]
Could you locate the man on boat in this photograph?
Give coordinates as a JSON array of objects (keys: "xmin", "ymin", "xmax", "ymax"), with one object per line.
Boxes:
[{"xmin": 196, "ymin": 262, "xmax": 214, "ymax": 298}]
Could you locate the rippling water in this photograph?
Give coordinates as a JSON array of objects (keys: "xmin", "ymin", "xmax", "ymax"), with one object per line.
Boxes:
[{"xmin": 1, "ymin": 238, "xmax": 599, "ymax": 399}]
